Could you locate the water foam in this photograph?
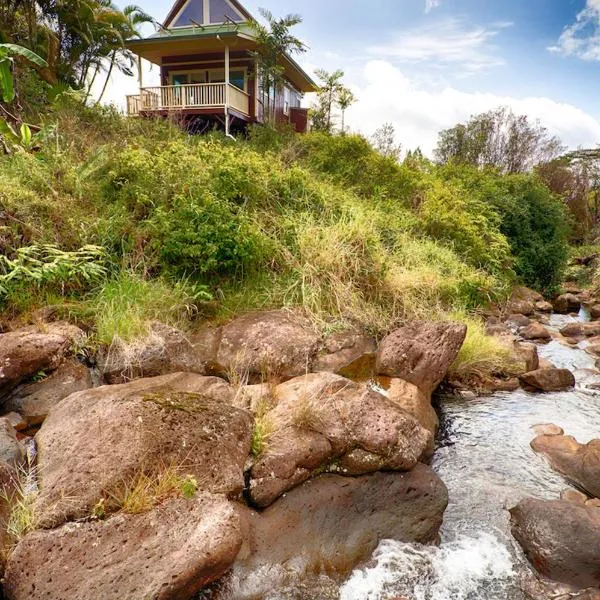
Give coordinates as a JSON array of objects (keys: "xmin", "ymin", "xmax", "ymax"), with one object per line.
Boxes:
[{"xmin": 340, "ymin": 532, "xmax": 515, "ymax": 600}]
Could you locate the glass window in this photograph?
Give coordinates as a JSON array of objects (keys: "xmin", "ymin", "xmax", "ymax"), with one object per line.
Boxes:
[
  {"xmin": 209, "ymin": 0, "xmax": 244, "ymax": 23},
  {"xmin": 172, "ymin": 0, "xmax": 204, "ymax": 27},
  {"xmin": 283, "ymin": 87, "xmax": 291, "ymax": 115},
  {"xmin": 229, "ymin": 70, "xmax": 245, "ymax": 91},
  {"xmin": 172, "ymin": 73, "xmax": 189, "ymax": 85}
]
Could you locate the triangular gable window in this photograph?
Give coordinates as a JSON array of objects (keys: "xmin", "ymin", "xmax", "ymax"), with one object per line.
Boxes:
[
  {"xmin": 171, "ymin": 0, "xmax": 204, "ymax": 27},
  {"xmin": 209, "ymin": 0, "xmax": 244, "ymax": 23}
]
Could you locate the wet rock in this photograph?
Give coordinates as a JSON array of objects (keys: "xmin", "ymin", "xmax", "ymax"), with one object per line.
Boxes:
[
  {"xmin": 4, "ymin": 493, "xmax": 242, "ymax": 600},
  {"xmin": 234, "ymin": 465, "xmax": 448, "ymax": 593},
  {"xmin": 313, "ymin": 329, "xmax": 377, "ymax": 380},
  {"xmin": 0, "ymin": 418, "xmax": 25, "ymax": 467},
  {"xmin": 216, "ymin": 310, "xmax": 320, "ymax": 382},
  {"xmin": 531, "ymin": 423, "xmax": 564, "ymax": 436},
  {"xmin": 561, "ymin": 488, "xmax": 588, "ymax": 505},
  {"xmin": 520, "ymin": 575, "xmax": 600, "ymax": 600},
  {"xmin": 3, "ymin": 359, "xmax": 92, "ymax": 427},
  {"xmin": 510, "ymin": 498, "xmax": 600, "ymax": 589},
  {"xmin": 376, "ymin": 321, "xmax": 467, "ymax": 395},
  {"xmin": 508, "ymin": 314, "xmax": 532, "ymax": 327},
  {"xmin": 531, "ymin": 434, "xmax": 600, "ymax": 498},
  {"xmin": 97, "ymin": 322, "xmax": 220, "ymax": 384},
  {"xmin": 521, "ymin": 323, "xmax": 551, "ymax": 342},
  {"xmin": 554, "ymin": 294, "xmax": 582, "ymax": 314},
  {"xmin": 519, "ymin": 368, "xmax": 575, "ymax": 392},
  {"xmin": 34, "ymin": 373, "xmax": 252, "ymax": 528},
  {"xmin": 535, "ymin": 301, "xmax": 554, "ymax": 313},
  {"xmin": 0, "ymin": 322, "xmax": 83, "ymax": 400},
  {"xmin": 248, "ymin": 373, "xmax": 432, "ymax": 507},
  {"xmin": 514, "ymin": 342, "xmax": 539, "ymax": 372}
]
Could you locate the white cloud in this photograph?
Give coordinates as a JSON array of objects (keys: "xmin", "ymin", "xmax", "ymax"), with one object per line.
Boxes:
[
  {"xmin": 368, "ymin": 19, "xmax": 510, "ymax": 76},
  {"xmin": 424, "ymin": 0, "xmax": 441, "ymax": 13},
  {"xmin": 344, "ymin": 60, "xmax": 600, "ymax": 156},
  {"xmin": 550, "ymin": 0, "xmax": 600, "ymax": 60}
]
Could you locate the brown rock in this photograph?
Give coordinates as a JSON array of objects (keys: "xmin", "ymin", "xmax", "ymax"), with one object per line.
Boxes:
[
  {"xmin": 508, "ymin": 314, "xmax": 532, "ymax": 327},
  {"xmin": 385, "ymin": 378, "xmax": 439, "ymax": 438},
  {"xmin": 0, "ymin": 418, "xmax": 24, "ymax": 467},
  {"xmin": 217, "ymin": 310, "xmax": 320, "ymax": 382},
  {"xmin": 313, "ymin": 329, "xmax": 377, "ymax": 380},
  {"xmin": 531, "ymin": 434, "xmax": 600, "ymax": 498},
  {"xmin": 3, "ymin": 360, "xmax": 92, "ymax": 426},
  {"xmin": 34, "ymin": 373, "xmax": 252, "ymax": 528},
  {"xmin": 519, "ymin": 368, "xmax": 575, "ymax": 392},
  {"xmin": 234, "ymin": 465, "xmax": 448, "ymax": 593},
  {"xmin": 248, "ymin": 373, "xmax": 432, "ymax": 507},
  {"xmin": 514, "ymin": 342, "xmax": 539, "ymax": 372},
  {"xmin": 560, "ymin": 322, "xmax": 585, "ymax": 338},
  {"xmin": 586, "ymin": 499, "xmax": 600, "ymax": 508},
  {"xmin": 489, "ymin": 377, "xmax": 520, "ymax": 392},
  {"xmin": 520, "ymin": 575, "xmax": 600, "ymax": 600},
  {"xmin": 521, "ymin": 323, "xmax": 551, "ymax": 342},
  {"xmin": 535, "ymin": 301, "xmax": 554, "ymax": 313},
  {"xmin": 376, "ymin": 321, "xmax": 467, "ymax": 395},
  {"xmin": 561, "ymin": 488, "xmax": 588, "ymax": 505},
  {"xmin": 2, "ymin": 412, "xmax": 26, "ymax": 431},
  {"xmin": 0, "ymin": 322, "xmax": 83, "ymax": 399},
  {"xmin": 554, "ymin": 294, "xmax": 582, "ymax": 314},
  {"xmin": 591, "ymin": 305, "xmax": 600, "ymax": 320},
  {"xmin": 510, "ymin": 498, "xmax": 600, "ymax": 589},
  {"xmin": 4, "ymin": 493, "xmax": 242, "ymax": 600},
  {"xmin": 98, "ymin": 323, "xmax": 220, "ymax": 384},
  {"xmin": 531, "ymin": 423, "xmax": 564, "ymax": 436},
  {"xmin": 538, "ymin": 358, "xmax": 555, "ymax": 370}
]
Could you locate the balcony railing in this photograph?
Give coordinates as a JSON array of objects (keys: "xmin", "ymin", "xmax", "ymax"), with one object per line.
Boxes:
[{"xmin": 126, "ymin": 83, "xmax": 250, "ymax": 116}]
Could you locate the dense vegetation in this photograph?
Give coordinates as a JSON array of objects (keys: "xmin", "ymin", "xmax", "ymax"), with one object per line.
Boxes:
[{"xmin": 0, "ymin": 100, "xmax": 570, "ymax": 349}]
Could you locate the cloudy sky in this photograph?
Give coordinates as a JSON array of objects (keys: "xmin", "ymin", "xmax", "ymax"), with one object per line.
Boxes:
[{"xmin": 103, "ymin": 0, "xmax": 600, "ymax": 155}]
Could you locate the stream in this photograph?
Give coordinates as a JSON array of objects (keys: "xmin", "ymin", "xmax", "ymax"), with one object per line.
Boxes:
[{"xmin": 340, "ymin": 311, "xmax": 600, "ymax": 600}]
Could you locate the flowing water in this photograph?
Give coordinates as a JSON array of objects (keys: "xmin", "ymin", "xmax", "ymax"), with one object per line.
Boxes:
[{"xmin": 340, "ymin": 312, "xmax": 600, "ymax": 600}]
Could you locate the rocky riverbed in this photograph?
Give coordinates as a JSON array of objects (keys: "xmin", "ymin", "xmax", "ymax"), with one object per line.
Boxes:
[{"xmin": 0, "ymin": 285, "xmax": 599, "ymax": 599}]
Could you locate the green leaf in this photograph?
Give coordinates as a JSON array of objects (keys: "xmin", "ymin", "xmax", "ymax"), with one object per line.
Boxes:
[
  {"xmin": 0, "ymin": 60, "xmax": 14, "ymax": 103},
  {"xmin": 20, "ymin": 123, "xmax": 32, "ymax": 147},
  {"xmin": 0, "ymin": 44, "xmax": 48, "ymax": 67},
  {"xmin": 0, "ymin": 118, "xmax": 18, "ymax": 143}
]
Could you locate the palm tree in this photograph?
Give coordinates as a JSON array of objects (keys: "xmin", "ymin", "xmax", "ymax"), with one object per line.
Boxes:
[
  {"xmin": 313, "ymin": 69, "xmax": 343, "ymax": 133},
  {"xmin": 250, "ymin": 8, "xmax": 306, "ymax": 123},
  {"xmin": 96, "ymin": 4, "xmax": 153, "ymax": 104},
  {"xmin": 337, "ymin": 86, "xmax": 355, "ymax": 134}
]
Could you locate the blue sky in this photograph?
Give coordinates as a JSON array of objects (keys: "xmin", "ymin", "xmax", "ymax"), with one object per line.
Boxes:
[{"xmin": 104, "ymin": 0, "xmax": 600, "ymax": 154}]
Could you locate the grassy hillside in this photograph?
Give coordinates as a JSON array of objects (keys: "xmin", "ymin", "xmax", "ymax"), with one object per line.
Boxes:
[{"xmin": 0, "ymin": 100, "xmax": 570, "ymax": 379}]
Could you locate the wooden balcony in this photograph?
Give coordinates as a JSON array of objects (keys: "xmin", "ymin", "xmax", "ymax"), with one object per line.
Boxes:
[{"xmin": 126, "ymin": 83, "xmax": 250, "ymax": 117}]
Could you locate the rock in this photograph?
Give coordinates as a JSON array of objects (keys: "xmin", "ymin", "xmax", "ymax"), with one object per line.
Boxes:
[
  {"xmin": 217, "ymin": 310, "xmax": 320, "ymax": 382},
  {"xmin": 34, "ymin": 373, "xmax": 253, "ymax": 528},
  {"xmin": 376, "ymin": 321, "xmax": 467, "ymax": 395},
  {"xmin": 507, "ymin": 288, "xmax": 542, "ymax": 316},
  {"xmin": 514, "ymin": 342, "xmax": 539, "ymax": 372},
  {"xmin": 563, "ymin": 282, "xmax": 584, "ymax": 295},
  {"xmin": 535, "ymin": 301, "xmax": 554, "ymax": 313},
  {"xmin": 587, "ymin": 498, "xmax": 600, "ymax": 508},
  {"xmin": 385, "ymin": 378, "xmax": 439, "ymax": 439},
  {"xmin": 459, "ymin": 390, "xmax": 477, "ymax": 400},
  {"xmin": 519, "ymin": 369, "xmax": 575, "ymax": 392},
  {"xmin": 3, "ymin": 359, "xmax": 92, "ymax": 426},
  {"xmin": 531, "ymin": 423, "xmax": 564, "ymax": 436},
  {"xmin": 521, "ymin": 323, "xmax": 551, "ymax": 342},
  {"xmin": 313, "ymin": 329, "xmax": 376, "ymax": 380},
  {"xmin": 0, "ymin": 418, "xmax": 25, "ymax": 466},
  {"xmin": 234, "ymin": 465, "xmax": 448, "ymax": 594},
  {"xmin": 2, "ymin": 412, "xmax": 26, "ymax": 431},
  {"xmin": 510, "ymin": 498, "xmax": 600, "ymax": 588},
  {"xmin": 97, "ymin": 323, "xmax": 220, "ymax": 384},
  {"xmin": 586, "ymin": 343, "xmax": 600, "ymax": 357},
  {"xmin": 0, "ymin": 322, "xmax": 83, "ymax": 400},
  {"xmin": 248, "ymin": 373, "xmax": 432, "ymax": 507},
  {"xmin": 0, "ymin": 460, "xmax": 18, "ymax": 561},
  {"xmin": 520, "ymin": 575, "xmax": 600, "ymax": 600},
  {"xmin": 507, "ymin": 301, "xmax": 536, "ymax": 317},
  {"xmin": 561, "ymin": 488, "xmax": 588, "ymax": 505},
  {"xmin": 489, "ymin": 377, "xmax": 520, "ymax": 392},
  {"xmin": 538, "ymin": 358, "xmax": 555, "ymax": 370},
  {"xmin": 554, "ymin": 294, "xmax": 582, "ymax": 314},
  {"xmin": 485, "ymin": 323, "xmax": 511, "ymax": 337},
  {"xmin": 4, "ymin": 493, "xmax": 242, "ymax": 600},
  {"xmin": 559, "ymin": 322, "xmax": 585, "ymax": 338},
  {"xmin": 508, "ymin": 314, "xmax": 532, "ymax": 327},
  {"xmin": 531, "ymin": 434, "xmax": 600, "ymax": 498}
]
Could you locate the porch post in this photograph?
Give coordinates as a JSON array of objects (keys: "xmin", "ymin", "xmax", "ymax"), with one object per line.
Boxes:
[
  {"xmin": 224, "ymin": 44, "xmax": 230, "ymax": 135},
  {"xmin": 137, "ymin": 56, "xmax": 143, "ymax": 110}
]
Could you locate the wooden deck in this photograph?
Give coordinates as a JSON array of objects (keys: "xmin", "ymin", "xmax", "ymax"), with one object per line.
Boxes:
[{"xmin": 126, "ymin": 83, "xmax": 250, "ymax": 117}]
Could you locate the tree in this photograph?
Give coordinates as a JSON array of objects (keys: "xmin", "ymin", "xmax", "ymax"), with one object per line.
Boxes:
[
  {"xmin": 337, "ymin": 86, "xmax": 355, "ymax": 134},
  {"xmin": 311, "ymin": 68, "xmax": 343, "ymax": 133},
  {"xmin": 0, "ymin": 43, "xmax": 47, "ymax": 102},
  {"xmin": 250, "ymin": 8, "xmax": 306, "ymax": 123},
  {"xmin": 435, "ymin": 107, "xmax": 565, "ymax": 174},
  {"xmin": 371, "ymin": 122, "xmax": 401, "ymax": 160}
]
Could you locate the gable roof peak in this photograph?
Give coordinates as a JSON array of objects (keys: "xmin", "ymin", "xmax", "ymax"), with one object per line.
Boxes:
[{"xmin": 164, "ymin": 0, "xmax": 253, "ymax": 29}]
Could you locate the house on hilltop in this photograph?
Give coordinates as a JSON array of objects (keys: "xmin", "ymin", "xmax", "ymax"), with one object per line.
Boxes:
[{"xmin": 125, "ymin": 0, "xmax": 317, "ymax": 134}]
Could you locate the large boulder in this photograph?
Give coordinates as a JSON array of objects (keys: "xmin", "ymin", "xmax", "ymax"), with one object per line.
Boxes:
[
  {"xmin": 519, "ymin": 369, "xmax": 575, "ymax": 392},
  {"xmin": 313, "ymin": 329, "xmax": 377, "ymax": 380},
  {"xmin": 248, "ymin": 373, "xmax": 432, "ymax": 507},
  {"xmin": 3, "ymin": 359, "xmax": 92, "ymax": 426},
  {"xmin": 0, "ymin": 323, "xmax": 83, "ymax": 399},
  {"xmin": 376, "ymin": 321, "xmax": 467, "ymax": 395},
  {"xmin": 521, "ymin": 323, "xmax": 551, "ymax": 342},
  {"xmin": 558, "ymin": 322, "xmax": 600, "ymax": 339},
  {"xmin": 97, "ymin": 322, "xmax": 220, "ymax": 384},
  {"xmin": 531, "ymin": 434, "xmax": 600, "ymax": 498},
  {"xmin": 554, "ymin": 294, "xmax": 582, "ymax": 314},
  {"xmin": 34, "ymin": 373, "xmax": 253, "ymax": 528},
  {"xmin": 216, "ymin": 310, "xmax": 320, "ymax": 382},
  {"xmin": 510, "ymin": 498, "xmax": 600, "ymax": 589},
  {"xmin": 514, "ymin": 342, "xmax": 540, "ymax": 372},
  {"xmin": 232, "ymin": 465, "xmax": 448, "ymax": 597},
  {"xmin": 4, "ymin": 493, "xmax": 242, "ymax": 600}
]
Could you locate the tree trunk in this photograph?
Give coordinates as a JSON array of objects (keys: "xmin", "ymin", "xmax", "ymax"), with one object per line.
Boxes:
[{"xmin": 96, "ymin": 51, "xmax": 116, "ymax": 105}]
